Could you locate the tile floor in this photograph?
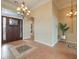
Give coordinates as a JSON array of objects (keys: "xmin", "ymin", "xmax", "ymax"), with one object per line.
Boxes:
[{"xmin": 1, "ymin": 40, "xmax": 77, "ymax": 59}]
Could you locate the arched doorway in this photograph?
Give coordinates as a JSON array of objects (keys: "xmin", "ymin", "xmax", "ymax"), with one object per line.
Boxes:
[{"xmin": 30, "ymin": 17, "xmax": 34, "ymax": 40}]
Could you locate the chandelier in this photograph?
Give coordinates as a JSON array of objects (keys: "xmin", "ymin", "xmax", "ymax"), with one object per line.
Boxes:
[
  {"xmin": 66, "ymin": 0, "xmax": 77, "ymax": 17},
  {"xmin": 15, "ymin": 1, "xmax": 31, "ymax": 16}
]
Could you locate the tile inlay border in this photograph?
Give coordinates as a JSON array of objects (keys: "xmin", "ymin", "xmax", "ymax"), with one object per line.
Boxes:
[{"xmin": 10, "ymin": 44, "xmax": 36, "ymax": 59}]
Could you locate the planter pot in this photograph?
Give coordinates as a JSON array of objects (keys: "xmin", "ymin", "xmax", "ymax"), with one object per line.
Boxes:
[{"xmin": 61, "ymin": 35, "xmax": 66, "ymax": 40}]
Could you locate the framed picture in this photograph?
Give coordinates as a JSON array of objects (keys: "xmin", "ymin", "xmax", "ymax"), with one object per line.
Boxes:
[{"xmin": 9, "ymin": 19, "xmax": 18, "ymax": 25}]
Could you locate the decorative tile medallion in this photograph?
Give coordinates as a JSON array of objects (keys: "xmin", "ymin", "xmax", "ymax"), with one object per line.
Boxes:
[
  {"xmin": 10, "ymin": 44, "xmax": 36, "ymax": 59},
  {"xmin": 16, "ymin": 45, "xmax": 32, "ymax": 54}
]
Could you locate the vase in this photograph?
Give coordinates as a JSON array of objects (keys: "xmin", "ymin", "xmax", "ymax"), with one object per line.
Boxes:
[{"xmin": 61, "ymin": 35, "xmax": 66, "ymax": 40}]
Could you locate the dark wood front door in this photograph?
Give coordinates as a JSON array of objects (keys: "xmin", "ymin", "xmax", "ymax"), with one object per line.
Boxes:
[{"xmin": 2, "ymin": 16, "xmax": 23, "ymax": 43}]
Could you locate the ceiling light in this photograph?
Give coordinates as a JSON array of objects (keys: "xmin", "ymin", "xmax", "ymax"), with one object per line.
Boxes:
[
  {"xmin": 15, "ymin": 1, "xmax": 31, "ymax": 16},
  {"xmin": 25, "ymin": 7, "xmax": 27, "ymax": 9},
  {"xmin": 74, "ymin": 11, "xmax": 77, "ymax": 15},
  {"xmin": 69, "ymin": 12, "xmax": 73, "ymax": 15},
  {"xmin": 66, "ymin": 0, "xmax": 77, "ymax": 17},
  {"xmin": 17, "ymin": 12, "xmax": 20, "ymax": 14},
  {"xmin": 21, "ymin": 4, "xmax": 24, "ymax": 7},
  {"xmin": 27, "ymin": 13, "xmax": 29, "ymax": 15},
  {"xmin": 28, "ymin": 11, "xmax": 30, "ymax": 13},
  {"xmin": 17, "ymin": 7, "xmax": 21, "ymax": 11},
  {"xmin": 23, "ymin": 8, "xmax": 26, "ymax": 11}
]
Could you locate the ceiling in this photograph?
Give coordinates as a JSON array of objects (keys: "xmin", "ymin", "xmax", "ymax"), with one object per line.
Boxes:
[
  {"xmin": 1, "ymin": 0, "xmax": 77, "ymax": 11},
  {"xmin": 1, "ymin": 0, "xmax": 49, "ymax": 10},
  {"xmin": 53, "ymin": 0, "xmax": 77, "ymax": 10}
]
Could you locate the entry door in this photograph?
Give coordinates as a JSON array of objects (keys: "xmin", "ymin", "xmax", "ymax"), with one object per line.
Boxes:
[{"xmin": 2, "ymin": 16, "xmax": 22, "ymax": 43}]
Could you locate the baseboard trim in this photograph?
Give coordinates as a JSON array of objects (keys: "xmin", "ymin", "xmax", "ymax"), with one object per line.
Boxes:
[
  {"xmin": 35, "ymin": 40, "xmax": 52, "ymax": 46},
  {"xmin": 35, "ymin": 40, "xmax": 58, "ymax": 47},
  {"xmin": 23, "ymin": 36, "xmax": 31, "ymax": 40},
  {"xmin": 51, "ymin": 40, "xmax": 58, "ymax": 47}
]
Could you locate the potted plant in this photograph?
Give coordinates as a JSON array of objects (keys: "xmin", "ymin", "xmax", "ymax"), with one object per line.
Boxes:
[{"xmin": 59, "ymin": 23, "xmax": 69, "ymax": 40}]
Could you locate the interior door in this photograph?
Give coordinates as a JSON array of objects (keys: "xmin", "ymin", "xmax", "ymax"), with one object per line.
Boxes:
[{"xmin": 2, "ymin": 16, "xmax": 23, "ymax": 43}]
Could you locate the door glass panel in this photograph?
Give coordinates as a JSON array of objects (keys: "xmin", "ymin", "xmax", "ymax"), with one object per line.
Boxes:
[
  {"xmin": 3, "ymin": 17, "xmax": 6, "ymax": 40},
  {"xmin": 20, "ymin": 20, "xmax": 22, "ymax": 38}
]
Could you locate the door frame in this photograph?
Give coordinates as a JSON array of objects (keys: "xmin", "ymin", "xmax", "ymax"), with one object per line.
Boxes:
[{"xmin": 1, "ymin": 16, "xmax": 23, "ymax": 44}]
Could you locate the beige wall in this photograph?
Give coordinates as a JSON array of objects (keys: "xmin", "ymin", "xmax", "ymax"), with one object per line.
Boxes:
[
  {"xmin": 30, "ymin": 0, "xmax": 58, "ymax": 46},
  {"xmin": 58, "ymin": 5, "xmax": 77, "ymax": 43}
]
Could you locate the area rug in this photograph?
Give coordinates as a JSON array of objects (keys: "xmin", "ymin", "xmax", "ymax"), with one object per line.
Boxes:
[{"xmin": 10, "ymin": 44, "xmax": 36, "ymax": 59}]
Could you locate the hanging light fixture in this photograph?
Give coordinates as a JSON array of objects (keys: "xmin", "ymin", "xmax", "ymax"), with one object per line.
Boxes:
[
  {"xmin": 15, "ymin": 1, "xmax": 31, "ymax": 16},
  {"xmin": 66, "ymin": 0, "xmax": 77, "ymax": 17}
]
